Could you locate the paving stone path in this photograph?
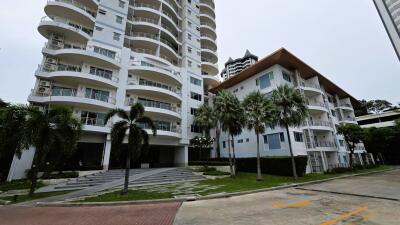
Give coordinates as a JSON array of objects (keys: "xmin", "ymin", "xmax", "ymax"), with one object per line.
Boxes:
[{"xmin": 134, "ymin": 182, "xmax": 225, "ymax": 197}]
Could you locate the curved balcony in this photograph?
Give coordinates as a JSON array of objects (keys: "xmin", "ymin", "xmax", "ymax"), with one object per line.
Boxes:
[
  {"xmin": 129, "ymin": 62, "xmax": 182, "ymax": 84},
  {"xmin": 200, "ymin": 13, "xmax": 215, "ymax": 26},
  {"xmin": 201, "ymin": 59, "xmax": 219, "ymax": 75},
  {"xmin": 132, "ymin": 3, "xmax": 181, "ymax": 33},
  {"xmin": 200, "ymin": 0, "xmax": 215, "ymax": 10},
  {"xmin": 138, "ymin": 121, "xmax": 182, "ymax": 139},
  {"xmin": 199, "ymin": 4, "xmax": 216, "ymax": 19},
  {"xmin": 45, "ymin": 0, "xmax": 97, "ymax": 27},
  {"xmin": 307, "ymin": 101, "xmax": 328, "ymax": 113},
  {"xmin": 304, "ymin": 120, "xmax": 333, "ymax": 131},
  {"xmin": 339, "ymin": 117, "xmax": 358, "ymax": 125},
  {"xmin": 310, "ymin": 141, "xmax": 337, "ymax": 151},
  {"xmin": 161, "ymin": 0, "xmax": 181, "ymax": 21},
  {"xmin": 28, "ymin": 89, "xmax": 116, "ymax": 110},
  {"xmin": 130, "ymin": 48, "xmax": 178, "ymax": 67},
  {"xmin": 298, "ymin": 83, "xmax": 323, "ymax": 95},
  {"xmin": 202, "ymin": 25, "xmax": 217, "ymax": 37},
  {"xmin": 201, "ymin": 35, "xmax": 217, "ymax": 51},
  {"xmin": 38, "ymin": 16, "xmax": 93, "ymax": 43},
  {"xmin": 125, "ymin": 98, "xmax": 181, "ymax": 120},
  {"xmin": 35, "ymin": 64, "xmax": 119, "ymax": 88},
  {"xmin": 203, "ymin": 75, "xmax": 220, "ymax": 89},
  {"xmin": 81, "ymin": 117, "xmax": 111, "ymax": 134},
  {"xmin": 126, "ymin": 79, "xmax": 182, "ymax": 102},
  {"xmin": 201, "ymin": 49, "xmax": 218, "ymax": 64},
  {"xmin": 335, "ymin": 103, "xmax": 354, "ymax": 111},
  {"xmin": 42, "ymin": 43, "xmax": 120, "ymax": 69}
]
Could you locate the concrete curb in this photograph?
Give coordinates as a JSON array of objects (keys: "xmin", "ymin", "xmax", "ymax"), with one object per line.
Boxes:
[
  {"xmin": 295, "ymin": 188, "xmax": 400, "ymax": 202},
  {"xmin": 35, "ymin": 167, "xmax": 399, "ymax": 207}
]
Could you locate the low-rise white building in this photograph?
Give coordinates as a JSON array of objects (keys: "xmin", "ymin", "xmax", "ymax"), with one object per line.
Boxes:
[
  {"xmin": 210, "ymin": 48, "xmax": 368, "ymax": 172},
  {"xmin": 357, "ymin": 110, "xmax": 400, "ymax": 128}
]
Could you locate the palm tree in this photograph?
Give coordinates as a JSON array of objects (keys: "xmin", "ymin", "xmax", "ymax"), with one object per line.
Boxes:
[
  {"xmin": 243, "ymin": 91, "xmax": 276, "ymax": 181},
  {"xmin": 193, "ymin": 104, "xmax": 216, "ymax": 160},
  {"xmin": 105, "ymin": 103, "xmax": 156, "ymax": 195},
  {"xmin": 0, "ymin": 98, "xmax": 8, "ymax": 108},
  {"xmin": 214, "ymin": 90, "xmax": 246, "ymax": 177},
  {"xmin": 272, "ymin": 84, "xmax": 308, "ymax": 181},
  {"xmin": 25, "ymin": 106, "xmax": 81, "ymax": 195}
]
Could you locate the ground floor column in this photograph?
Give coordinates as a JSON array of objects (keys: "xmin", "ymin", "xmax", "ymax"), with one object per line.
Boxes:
[
  {"xmin": 174, "ymin": 146, "xmax": 188, "ymax": 167},
  {"xmin": 320, "ymin": 151, "xmax": 327, "ymax": 172},
  {"xmin": 102, "ymin": 135, "xmax": 111, "ymax": 171}
]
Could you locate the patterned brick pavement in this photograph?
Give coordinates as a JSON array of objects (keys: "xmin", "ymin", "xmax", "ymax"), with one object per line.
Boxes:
[{"xmin": 0, "ymin": 202, "xmax": 181, "ymax": 225}]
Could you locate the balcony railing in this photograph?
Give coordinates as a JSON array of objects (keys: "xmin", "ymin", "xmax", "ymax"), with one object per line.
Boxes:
[
  {"xmin": 201, "ymin": 33, "xmax": 216, "ymax": 40},
  {"xmin": 342, "ymin": 117, "xmax": 356, "ymax": 122},
  {"xmin": 127, "ymin": 77, "xmax": 182, "ymax": 96},
  {"xmin": 81, "ymin": 117, "xmax": 105, "ymax": 127},
  {"xmin": 129, "ymin": 16, "xmax": 158, "ymax": 25},
  {"xmin": 138, "ymin": 121, "xmax": 181, "ymax": 133},
  {"xmin": 32, "ymin": 88, "xmax": 115, "ymax": 104},
  {"xmin": 45, "ymin": 41, "xmax": 86, "ymax": 51},
  {"xmin": 41, "ymin": 16, "xmax": 93, "ymax": 36},
  {"xmin": 161, "ymin": 23, "xmax": 180, "ymax": 39},
  {"xmin": 200, "ymin": 0, "xmax": 215, "ymax": 9},
  {"xmin": 48, "ymin": 0, "xmax": 97, "ymax": 18},
  {"xmin": 300, "ymin": 83, "xmax": 321, "ymax": 90},
  {"xmin": 163, "ymin": 0, "xmax": 180, "ymax": 16},
  {"xmin": 125, "ymin": 98, "xmax": 181, "ymax": 113},
  {"xmin": 136, "ymin": 61, "xmax": 181, "ymax": 78},
  {"xmin": 314, "ymin": 141, "xmax": 336, "ymax": 148},
  {"xmin": 201, "ymin": 22, "xmax": 216, "ymax": 29},
  {"xmin": 307, "ymin": 101, "xmax": 326, "ymax": 108},
  {"xmin": 39, "ymin": 63, "xmax": 82, "ymax": 73},
  {"xmin": 133, "ymin": 2, "xmax": 159, "ymax": 11},
  {"xmin": 307, "ymin": 120, "xmax": 332, "ymax": 128},
  {"xmin": 126, "ymin": 32, "xmax": 179, "ymax": 54},
  {"xmin": 85, "ymin": 92, "xmax": 116, "ymax": 104}
]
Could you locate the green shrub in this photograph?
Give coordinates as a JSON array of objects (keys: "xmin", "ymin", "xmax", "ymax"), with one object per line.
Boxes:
[
  {"xmin": 325, "ymin": 164, "xmax": 380, "ymax": 174},
  {"xmin": 193, "ymin": 167, "xmax": 217, "ymax": 173},
  {"xmin": 41, "ymin": 172, "xmax": 79, "ymax": 179},
  {"xmin": 189, "ymin": 161, "xmax": 230, "ymax": 166},
  {"xmin": 235, "ymin": 156, "xmax": 308, "ymax": 177},
  {"xmin": 203, "ymin": 170, "xmax": 231, "ymax": 176}
]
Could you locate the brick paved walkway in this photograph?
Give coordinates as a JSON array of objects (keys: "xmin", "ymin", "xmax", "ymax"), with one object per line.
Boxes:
[{"xmin": 0, "ymin": 202, "xmax": 181, "ymax": 225}]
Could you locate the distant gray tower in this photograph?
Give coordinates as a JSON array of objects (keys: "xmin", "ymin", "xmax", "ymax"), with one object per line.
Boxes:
[
  {"xmin": 220, "ymin": 50, "xmax": 258, "ymax": 80},
  {"xmin": 373, "ymin": 0, "xmax": 400, "ymax": 61}
]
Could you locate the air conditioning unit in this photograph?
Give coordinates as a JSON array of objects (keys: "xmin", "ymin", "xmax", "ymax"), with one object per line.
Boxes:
[
  {"xmin": 37, "ymin": 87, "xmax": 50, "ymax": 95},
  {"xmin": 45, "ymin": 58, "xmax": 58, "ymax": 65},
  {"xmin": 39, "ymin": 81, "xmax": 51, "ymax": 88}
]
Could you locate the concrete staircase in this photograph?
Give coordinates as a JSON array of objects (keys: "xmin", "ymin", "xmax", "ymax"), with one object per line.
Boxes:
[{"xmin": 37, "ymin": 168, "xmax": 204, "ymax": 192}]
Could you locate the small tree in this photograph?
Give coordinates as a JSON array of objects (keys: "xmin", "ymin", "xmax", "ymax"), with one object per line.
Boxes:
[
  {"xmin": 214, "ymin": 90, "xmax": 246, "ymax": 177},
  {"xmin": 25, "ymin": 106, "xmax": 81, "ymax": 195},
  {"xmin": 190, "ymin": 136, "xmax": 214, "ymax": 168},
  {"xmin": 272, "ymin": 85, "xmax": 308, "ymax": 181},
  {"xmin": 337, "ymin": 124, "xmax": 364, "ymax": 167},
  {"xmin": 242, "ymin": 91, "xmax": 276, "ymax": 181},
  {"xmin": 193, "ymin": 104, "xmax": 217, "ymax": 159},
  {"xmin": 105, "ymin": 104, "xmax": 156, "ymax": 195}
]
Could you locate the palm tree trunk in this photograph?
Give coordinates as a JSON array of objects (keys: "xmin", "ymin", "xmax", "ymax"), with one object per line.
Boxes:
[
  {"xmin": 29, "ymin": 149, "xmax": 45, "ymax": 196},
  {"xmin": 286, "ymin": 125, "xmax": 298, "ymax": 181},
  {"xmin": 216, "ymin": 122, "xmax": 221, "ymax": 158},
  {"xmin": 227, "ymin": 134, "xmax": 234, "ymax": 177},
  {"xmin": 231, "ymin": 134, "xmax": 236, "ymax": 176},
  {"xmin": 256, "ymin": 132, "xmax": 262, "ymax": 181},
  {"xmin": 349, "ymin": 149, "xmax": 354, "ymax": 168},
  {"xmin": 121, "ymin": 148, "xmax": 131, "ymax": 195}
]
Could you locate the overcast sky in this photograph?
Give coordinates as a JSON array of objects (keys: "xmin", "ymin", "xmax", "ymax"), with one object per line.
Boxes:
[{"xmin": 0, "ymin": 0, "xmax": 399, "ymax": 104}]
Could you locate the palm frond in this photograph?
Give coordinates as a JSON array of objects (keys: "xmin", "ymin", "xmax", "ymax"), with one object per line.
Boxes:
[
  {"xmin": 130, "ymin": 103, "xmax": 145, "ymax": 121},
  {"xmin": 136, "ymin": 116, "xmax": 157, "ymax": 136},
  {"xmin": 105, "ymin": 108, "xmax": 129, "ymax": 124}
]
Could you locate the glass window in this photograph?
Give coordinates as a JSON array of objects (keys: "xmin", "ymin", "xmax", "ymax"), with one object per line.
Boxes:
[
  {"xmin": 256, "ymin": 72, "xmax": 273, "ymax": 89},
  {"xmin": 283, "ymin": 72, "xmax": 291, "ymax": 82},
  {"xmin": 294, "ymin": 132, "xmax": 304, "ymax": 142},
  {"xmin": 191, "ymin": 125, "xmax": 202, "ymax": 133},
  {"xmin": 116, "ymin": 16, "xmax": 123, "ymax": 24},
  {"xmin": 222, "ymin": 141, "xmax": 226, "ymax": 148},
  {"xmin": 191, "ymin": 92, "xmax": 202, "ymax": 101},
  {"xmin": 190, "ymin": 77, "xmax": 202, "ymax": 86},
  {"xmin": 113, "ymin": 32, "xmax": 121, "ymax": 41},
  {"xmin": 268, "ymin": 134, "xmax": 281, "ymax": 150},
  {"xmin": 280, "ymin": 132, "xmax": 285, "ymax": 142},
  {"xmin": 119, "ymin": 0, "xmax": 125, "ymax": 8},
  {"xmin": 190, "ymin": 108, "xmax": 197, "ymax": 115},
  {"xmin": 263, "ymin": 135, "xmax": 268, "ymax": 144}
]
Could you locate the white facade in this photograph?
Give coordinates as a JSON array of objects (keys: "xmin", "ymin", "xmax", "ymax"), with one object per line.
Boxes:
[
  {"xmin": 211, "ymin": 49, "xmax": 367, "ymax": 172},
  {"xmin": 374, "ymin": 0, "xmax": 400, "ymax": 61},
  {"xmin": 8, "ymin": 0, "xmax": 219, "ymax": 180}
]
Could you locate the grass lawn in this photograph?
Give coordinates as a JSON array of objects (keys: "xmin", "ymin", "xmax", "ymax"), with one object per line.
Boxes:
[
  {"xmin": 76, "ymin": 165, "xmax": 394, "ymax": 202},
  {"xmin": 78, "ymin": 189, "xmax": 174, "ymax": 202},
  {"xmin": 0, "ymin": 191, "xmax": 72, "ymax": 204},
  {"xmin": 0, "ymin": 180, "xmax": 45, "ymax": 192}
]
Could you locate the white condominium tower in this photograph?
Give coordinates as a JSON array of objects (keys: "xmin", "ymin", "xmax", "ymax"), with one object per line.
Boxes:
[
  {"xmin": 8, "ymin": 0, "xmax": 219, "ymax": 179},
  {"xmin": 220, "ymin": 50, "xmax": 258, "ymax": 81},
  {"xmin": 373, "ymin": 0, "xmax": 400, "ymax": 61}
]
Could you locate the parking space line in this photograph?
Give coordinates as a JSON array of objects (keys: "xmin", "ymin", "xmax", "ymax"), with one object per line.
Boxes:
[{"xmin": 319, "ymin": 206, "xmax": 368, "ymax": 225}]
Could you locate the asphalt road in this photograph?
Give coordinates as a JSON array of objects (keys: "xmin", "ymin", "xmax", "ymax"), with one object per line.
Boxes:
[{"xmin": 174, "ymin": 169, "xmax": 400, "ymax": 225}]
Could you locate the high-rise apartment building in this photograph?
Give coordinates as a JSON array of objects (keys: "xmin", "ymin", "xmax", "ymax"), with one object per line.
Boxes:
[
  {"xmin": 373, "ymin": 0, "xmax": 400, "ymax": 61},
  {"xmin": 8, "ymin": 0, "xmax": 219, "ymax": 180},
  {"xmin": 210, "ymin": 48, "xmax": 368, "ymax": 172},
  {"xmin": 220, "ymin": 50, "xmax": 258, "ymax": 80}
]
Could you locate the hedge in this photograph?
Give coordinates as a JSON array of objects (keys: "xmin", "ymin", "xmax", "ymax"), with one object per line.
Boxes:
[
  {"xmin": 235, "ymin": 156, "xmax": 308, "ymax": 177},
  {"xmin": 189, "ymin": 161, "xmax": 230, "ymax": 166}
]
